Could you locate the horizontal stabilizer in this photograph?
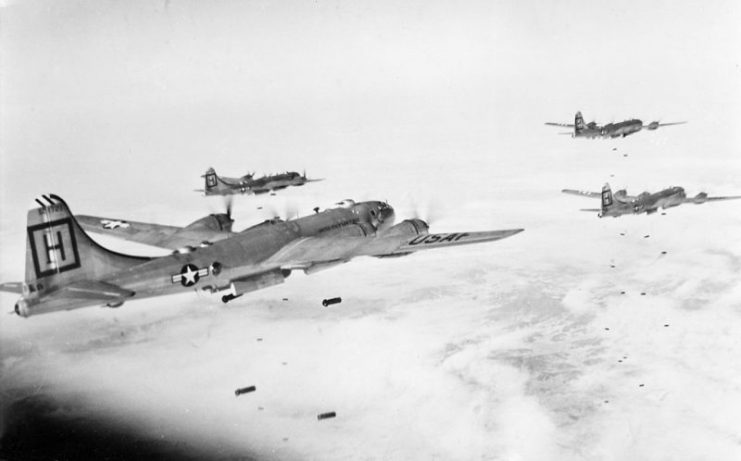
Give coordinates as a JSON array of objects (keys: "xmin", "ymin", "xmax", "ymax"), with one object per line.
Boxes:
[
  {"xmin": 562, "ymin": 189, "xmax": 601, "ymax": 198},
  {"xmin": 0, "ymin": 281, "xmax": 24, "ymax": 294},
  {"xmin": 579, "ymin": 208, "xmax": 601, "ymax": 212},
  {"xmin": 545, "ymin": 122, "xmax": 575, "ymax": 128}
]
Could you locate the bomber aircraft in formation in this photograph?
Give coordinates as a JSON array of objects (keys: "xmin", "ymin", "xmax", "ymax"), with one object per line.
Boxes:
[
  {"xmin": 196, "ymin": 167, "xmax": 322, "ymax": 196},
  {"xmin": 562, "ymin": 183, "xmax": 741, "ymax": 217},
  {"xmin": 0, "ymin": 195, "xmax": 523, "ymax": 317},
  {"xmin": 546, "ymin": 111, "xmax": 686, "ymax": 139}
]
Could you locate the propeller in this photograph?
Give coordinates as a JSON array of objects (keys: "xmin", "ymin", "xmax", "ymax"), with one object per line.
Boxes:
[
  {"xmin": 409, "ymin": 199, "xmax": 441, "ymax": 226},
  {"xmin": 299, "ymin": 168, "xmax": 324, "ymax": 183},
  {"xmin": 224, "ymin": 195, "xmax": 233, "ymax": 221},
  {"xmin": 201, "ymin": 194, "xmax": 236, "ymax": 231},
  {"xmin": 264, "ymin": 199, "xmax": 299, "ymax": 221}
]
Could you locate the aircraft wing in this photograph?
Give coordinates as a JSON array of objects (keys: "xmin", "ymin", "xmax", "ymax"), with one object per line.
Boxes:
[
  {"xmin": 562, "ymin": 189, "xmax": 601, "ymax": 198},
  {"xmin": 263, "ymin": 229, "xmax": 524, "ymax": 269},
  {"xmin": 545, "ymin": 122, "xmax": 575, "ymax": 128},
  {"xmin": 656, "ymin": 122, "xmax": 687, "ymax": 127},
  {"xmin": 703, "ymin": 196, "xmax": 741, "ymax": 201},
  {"xmin": 683, "ymin": 195, "xmax": 741, "ymax": 203},
  {"xmin": 76, "ymin": 215, "xmax": 184, "ymax": 248},
  {"xmin": 77, "ymin": 215, "xmax": 236, "ymax": 250},
  {"xmin": 376, "ymin": 230, "xmax": 524, "ymax": 257}
]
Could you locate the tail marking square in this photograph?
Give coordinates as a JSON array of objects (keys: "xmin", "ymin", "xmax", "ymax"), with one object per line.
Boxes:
[{"xmin": 27, "ymin": 218, "xmax": 81, "ymax": 278}]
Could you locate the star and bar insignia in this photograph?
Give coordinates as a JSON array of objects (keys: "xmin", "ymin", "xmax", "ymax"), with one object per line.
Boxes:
[
  {"xmin": 171, "ymin": 264, "xmax": 209, "ymax": 287},
  {"xmin": 101, "ymin": 219, "xmax": 130, "ymax": 229}
]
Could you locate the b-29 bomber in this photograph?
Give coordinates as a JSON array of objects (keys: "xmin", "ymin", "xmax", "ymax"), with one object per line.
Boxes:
[
  {"xmin": 546, "ymin": 111, "xmax": 685, "ymax": 139},
  {"xmin": 197, "ymin": 167, "xmax": 322, "ymax": 196},
  {"xmin": 0, "ymin": 195, "xmax": 523, "ymax": 317},
  {"xmin": 563, "ymin": 183, "xmax": 741, "ymax": 217}
]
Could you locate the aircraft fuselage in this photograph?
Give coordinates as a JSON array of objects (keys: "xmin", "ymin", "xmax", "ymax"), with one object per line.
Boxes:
[
  {"xmin": 16, "ymin": 201, "xmax": 396, "ymax": 316},
  {"xmin": 575, "ymin": 119, "xmax": 644, "ymax": 138},
  {"xmin": 211, "ymin": 172, "xmax": 310, "ymax": 195},
  {"xmin": 603, "ymin": 187, "xmax": 686, "ymax": 217}
]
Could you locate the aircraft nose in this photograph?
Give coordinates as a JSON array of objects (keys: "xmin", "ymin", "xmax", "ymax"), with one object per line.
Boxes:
[{"xmin": 380, "ymin": 205, "xmax": 395, "ymax": 225}]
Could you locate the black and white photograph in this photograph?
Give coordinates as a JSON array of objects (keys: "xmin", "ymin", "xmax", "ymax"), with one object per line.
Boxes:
[{"xmin": 1, "ymin": 1, "xmax": 740, "ymax": 459}]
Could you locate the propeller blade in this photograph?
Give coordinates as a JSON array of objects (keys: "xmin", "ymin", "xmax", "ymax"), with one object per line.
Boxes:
[
  {"xmin": 264, "ymin": 199, "xmax": 299, "ymax": 221},
  {"xmin": 224, "ymin": 195, "xmax": 234, "ymax": 220},
  {"xmin": 409, "ymin": 199, "xmax": 442, "ymax": 226}
]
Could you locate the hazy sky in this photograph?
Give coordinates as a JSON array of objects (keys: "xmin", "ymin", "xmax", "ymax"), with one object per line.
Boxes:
[
  {"xmin": 2, "ymin": 0, "xmax": 739, "ymax": 213},
  {"xmin": 1, "ymin": 1, "xmax": 740, "ymax": 460}
]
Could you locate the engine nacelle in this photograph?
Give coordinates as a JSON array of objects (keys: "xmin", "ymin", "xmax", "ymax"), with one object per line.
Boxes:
[
  {"xmin": 185, "ymin": 213, "xmax": 234, "ymax": 233},
  {"xmin": 693, "ymin": 192, "xmax": 708, "ymax": 204},
  {"xmin": 381, "ymin": 219, "xmax": 429, "ymax": 238},
  {"xmin": 646, "ymin": 121, "xmax": 660, "ymax": 130}
]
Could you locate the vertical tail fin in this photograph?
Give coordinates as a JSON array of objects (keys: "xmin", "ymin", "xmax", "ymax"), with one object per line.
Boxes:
[
  {"xmin": 600, "ymin": 183, "xmax": 614, "ymax": 217},
  {"xmin": 203, "ymin": 167, "xmax": 219, "ymax": 193},
  {"xmin": 575, "ymin": 111, "xmax": 585, "ymax": 132},
  {"xmin": 19, "ymin": 195, "xmax": 149, "ymax": 315},
  {"xmin": 201, "ymin": 168, "xmax": 237, "ymax": 195}
]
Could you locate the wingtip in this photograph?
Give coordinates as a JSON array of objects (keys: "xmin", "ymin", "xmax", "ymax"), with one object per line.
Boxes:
[{"xmin": 502, "ymin": 228, "xmax": 525, "ymax": 237}]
